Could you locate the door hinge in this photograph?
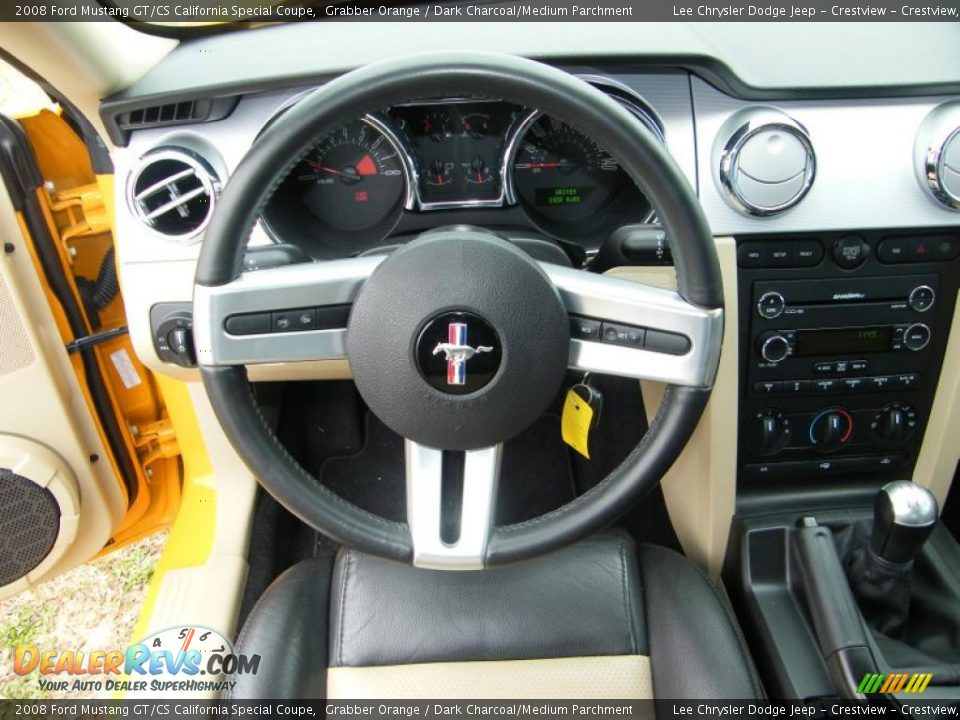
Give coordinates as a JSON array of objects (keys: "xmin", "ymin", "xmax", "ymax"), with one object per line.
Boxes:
[
  {"xmin": 131, "ymin": 418, "xmax": 181, "ymax": 478},
  {"xmin": 47, "ymin": 182, "xmax": 110, "ymax": 258}
]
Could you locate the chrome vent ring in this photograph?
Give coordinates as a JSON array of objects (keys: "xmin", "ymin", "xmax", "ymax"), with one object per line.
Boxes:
[{"xmin": 126, "ymin": 148, "xmax": 220, "ymax": 242}]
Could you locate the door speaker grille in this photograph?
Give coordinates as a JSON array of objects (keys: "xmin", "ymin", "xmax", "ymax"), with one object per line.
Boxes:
[
  {"xmin": 0, "ymin": 469, "xmax": 60, "ymax": 587},
  {"xmin": 0, "ymin": 273, "xmax": 35, "ymax": 377}
]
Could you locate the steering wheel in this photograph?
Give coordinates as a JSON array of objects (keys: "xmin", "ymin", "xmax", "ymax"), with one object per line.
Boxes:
[{"xmin": 193, "ymin": 52, "xmax": 724, "ymax": 570}]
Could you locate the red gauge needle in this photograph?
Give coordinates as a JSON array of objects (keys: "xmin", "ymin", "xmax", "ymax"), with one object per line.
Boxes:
[
  {"xmin": 306, "ymin": 160, "xmax": 342, "ymax": 175},
  {"xmin": 515, "ymin": 161, "xmax": 560, "ymax": 169}
]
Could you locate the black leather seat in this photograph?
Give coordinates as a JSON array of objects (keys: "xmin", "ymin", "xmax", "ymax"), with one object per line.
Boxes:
[{"xmin": 232, "ymin": 530, "xmax": 762, "ymax": 699}]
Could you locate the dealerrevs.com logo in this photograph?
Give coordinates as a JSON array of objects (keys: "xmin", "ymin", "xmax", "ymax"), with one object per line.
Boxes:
[{"xmin": 13, "ymin": 626, "xmax": 259, "ymax": 695}]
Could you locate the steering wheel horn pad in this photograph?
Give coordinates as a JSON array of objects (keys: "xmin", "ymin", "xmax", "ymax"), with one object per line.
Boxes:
[{"xmin": 347, "ymin": 229, "xmax": 569, "ymax": 451}]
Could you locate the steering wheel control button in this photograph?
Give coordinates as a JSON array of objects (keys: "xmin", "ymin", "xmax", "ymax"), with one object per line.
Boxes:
[
  {"xmin": 601, "ymin": 322, "xmax": 644, "ymax": 347},
  {"xmin": 908, "ymin": 285, "xmax": 936, "ymax": 312},
  {"xmin": 347, "ymin": 229, "xmax": 568, "ymax": 450},
  {"xmin": 757, "ymin": 291, "xmax": 786, "ymax": 319},
  {"xmin": 416, "ymin": 312, "xmax": 502, "ymax": 395},
  {"xmin": 274, "ymin": 308, "xmax": 317, "ymax": 332},
  {"xmin": 224, "ymin": 312, "xmax": 271, "ymax": 336},
  {"xmin": 833, "ymin": 235, "xmax": 870, "ymax": 269},
  {"xmin": 645, "ymin": 329, "xmax": 691, "ymax": 355},
  {"xmin": 717, "ymin": 109, "xmax": 815, "ymax": 216},
  {"xmin": 569, "ymin": 316, "xmax": 602, "ymax": 341},
  {"xmin": 903, "ymin": 323, "xmax": 931, "ymax": 351}
]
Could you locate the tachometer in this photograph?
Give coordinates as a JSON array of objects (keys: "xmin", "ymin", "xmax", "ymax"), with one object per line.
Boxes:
[
  {"xmin": 293, "ymin": 120, "xmax": 406, "ymax": 231},
  {"xmin": 262, "ymin": 117, "xmax": 411, "ymax": 257},
  {"xmin": 511, "ymin": 115, "xmax": 626, "ymax": 222}
]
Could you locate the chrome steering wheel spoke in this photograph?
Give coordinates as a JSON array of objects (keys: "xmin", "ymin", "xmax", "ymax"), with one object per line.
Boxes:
[
  {"xmin": 542, "ymin": 263, "xmax": 724, "ymax": 388},
  {"xmin": 405, "ymin": 440, "xmax": 502, "ymax": 570},
  {"xmin": 193, "ymin": 255, "xmax": 383, "ymax": 366}
]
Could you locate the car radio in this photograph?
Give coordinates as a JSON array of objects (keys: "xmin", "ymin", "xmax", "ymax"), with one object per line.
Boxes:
[{"xmin": 737, "ymin": 230, "xmax": 960, "ymax": 485}]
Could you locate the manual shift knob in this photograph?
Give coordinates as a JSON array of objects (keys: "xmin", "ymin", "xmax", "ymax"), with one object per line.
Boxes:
[{"xmin": 870, "ymin": 481, "xmax": 938, "ymax": 565}]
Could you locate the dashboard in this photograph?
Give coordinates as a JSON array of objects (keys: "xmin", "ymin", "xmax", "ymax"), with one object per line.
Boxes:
[{"xmin": 106, "ymin": 35, "xmax": 960, "ymax": 479}]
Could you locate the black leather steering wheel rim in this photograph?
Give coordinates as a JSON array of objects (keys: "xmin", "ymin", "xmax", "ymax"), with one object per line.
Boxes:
[{"xmin": 196, "ymin": 51, "xmax": 723, "ymax": 568}]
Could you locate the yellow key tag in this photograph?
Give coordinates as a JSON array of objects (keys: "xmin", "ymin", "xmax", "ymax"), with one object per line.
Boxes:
[{"xmin": 561, "ymin": 388, "xmax": 594, "ymax": 459}]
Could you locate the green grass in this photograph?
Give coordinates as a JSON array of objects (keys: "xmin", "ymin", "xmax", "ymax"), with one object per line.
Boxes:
[
  {"xmin": 0, "ymin": 677, "xmax": 49, "ymax": 700},
  {"xmin": 0, "ymin": 605, "xmax": 52, "ymax": 649},
  {"xmin": 102, "ymin": 543, "xmax": 157, "ymax": 592}
]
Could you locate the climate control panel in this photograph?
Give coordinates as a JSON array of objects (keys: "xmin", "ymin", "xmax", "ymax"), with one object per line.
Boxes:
[{"xmin": 737, "ymin": 229, "xmax": 959, "ymax": 485}]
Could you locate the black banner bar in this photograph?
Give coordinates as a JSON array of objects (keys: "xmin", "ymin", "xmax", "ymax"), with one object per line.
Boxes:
[
  {"xmin": 0, "ymin": 700, "xmax": 959, "ymax": 720},
  {"xmin": 0, "ymin": 0, "xmax": 958, "ymax": 22}
]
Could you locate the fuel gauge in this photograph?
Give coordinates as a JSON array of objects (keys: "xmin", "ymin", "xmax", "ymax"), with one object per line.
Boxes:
[{"xmin": 425, "ymin": 159, "xmax": 456, "ymax": 186}]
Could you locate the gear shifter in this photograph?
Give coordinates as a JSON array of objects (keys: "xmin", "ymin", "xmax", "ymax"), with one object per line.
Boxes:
[
  {"xmin": 846, "ymin": 481, "xmax": 939, "ymax": 637},
  {"xmin": 870, "ymin": 480, "xmax": 938, "ymax": 566}
]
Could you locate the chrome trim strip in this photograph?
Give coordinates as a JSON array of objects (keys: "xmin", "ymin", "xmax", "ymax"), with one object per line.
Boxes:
[{"xmin": 406, "ymin": 440, "xmax": 501, "ymax": 571}]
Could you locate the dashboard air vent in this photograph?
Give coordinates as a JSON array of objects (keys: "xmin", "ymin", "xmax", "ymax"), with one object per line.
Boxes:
[
  {"xmin": 915, "ymin": 102, "xmax": 960, "ymax": 212},
  {"xmin": 127, "ymin": 148, "xmax": 220, "ymax": 242},
  {"xmin": 715, "ymin": 108, "xmax": 816, "ymax": 217},
  {"xmin": 113, "ymin": 97, "xmax": 239, "ymax": 134}
]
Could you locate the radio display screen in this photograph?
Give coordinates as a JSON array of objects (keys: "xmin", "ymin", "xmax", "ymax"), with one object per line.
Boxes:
[{"xmin": 795, "ymin": 326, "xmax": 892, "ymax": 356}]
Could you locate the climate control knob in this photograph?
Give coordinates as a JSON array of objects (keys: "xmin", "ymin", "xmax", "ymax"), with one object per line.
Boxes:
[
  {"xmin": 870, "ymin": 403, "xmax": 918, "ymax": 447},
  {"xmin": 758, "ymin": 331, "xmax": 792, "ymax": 363},
  {"xmin": 753, "ymin": 410, "xmax": 791, "ymax": 456},
  {"xmin": 809, "ymin": 408, "xmax": 854, "ymax": 452}
]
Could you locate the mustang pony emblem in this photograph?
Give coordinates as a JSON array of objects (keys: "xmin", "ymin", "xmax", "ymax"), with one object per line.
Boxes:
[{"xmin": 432, "ymin": 322, "xmax": 493, "ymax": 386}]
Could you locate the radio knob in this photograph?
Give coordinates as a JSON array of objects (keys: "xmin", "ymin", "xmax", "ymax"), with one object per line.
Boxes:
[
  {"xmin": 754, "ymin": 410, "xmax": 791, "ymax": 456},
  {"xmin": 758, "ymin": 331, "xmax": 791, "ymax": 363},
  {"xmin": 908, "ymin": 285, "xmax": 936, "ymax": 313},
  {"xmin": 809, "ymin": 408, "xmax": 854, "ymax": 452},
  {"xmin": 870, "ymin": 403, "xmax": 918, "ymax": 447},
  {"xmin": 757, "ymin": 291, "xmax": 786, "ymax": 319},
  {"xmin": 903, "ymin": 323, "xmax": 931, "ymax": 351}
]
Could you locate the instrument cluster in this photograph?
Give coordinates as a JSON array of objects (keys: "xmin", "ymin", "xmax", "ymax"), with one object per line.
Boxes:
[{"xmin": 260, "ymin": 89, "xmax": 663, "ymax": 260}]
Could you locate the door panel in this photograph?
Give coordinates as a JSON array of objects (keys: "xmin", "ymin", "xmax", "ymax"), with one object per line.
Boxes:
[{"xmin": 0, "ymin": 107, "xmax": 181, "ymax": 598}]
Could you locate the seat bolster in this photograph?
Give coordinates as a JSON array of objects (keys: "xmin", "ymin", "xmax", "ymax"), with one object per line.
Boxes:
[
  {"xmin": 638, "ymin": 545, "xmax": 764, "ymax": 699},
  {"xmin": 329, "ymin": 529, "xmax": 647, "ymax": 667},
  {"xmin": 231, "ymin": 557, "xmax": 334, "ymax": 699}
]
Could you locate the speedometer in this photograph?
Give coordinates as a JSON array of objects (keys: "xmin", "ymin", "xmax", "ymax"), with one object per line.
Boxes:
[
  {"xmin": 262, "ymin": 117, "xmax": 410, "ymax": 257},
  {"xmin": 508, "ymin": 113, "xmax": 653, "ymax": 241},
  {"xmin": 512, "ymin": 115, "xmax": 625, "ymax": 221}
]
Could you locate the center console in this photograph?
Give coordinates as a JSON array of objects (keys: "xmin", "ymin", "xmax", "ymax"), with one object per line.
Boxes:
[
  {"xmin": 737, "ymin": 228, "xmax": 960, "ymax": 488},
  {"xmin": 727, "ymin": 227, "xmax": 960, "ymax": 701}
]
